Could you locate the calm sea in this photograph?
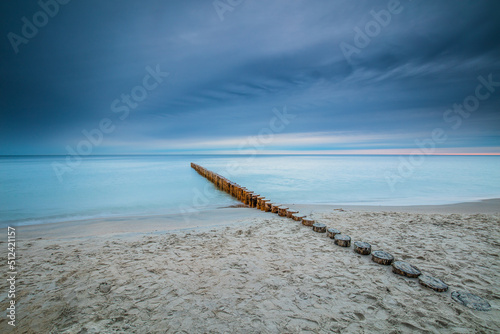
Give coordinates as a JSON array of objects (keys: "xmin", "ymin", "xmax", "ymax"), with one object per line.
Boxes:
[{"xmin": 1, "ymin": 155, "xmax": 499, "ymax": 227}]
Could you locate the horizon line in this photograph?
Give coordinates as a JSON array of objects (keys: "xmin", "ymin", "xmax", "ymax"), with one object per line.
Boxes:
[{"xmin": 1, "ymin": 153, "xmax": 500, "ymax": 157}]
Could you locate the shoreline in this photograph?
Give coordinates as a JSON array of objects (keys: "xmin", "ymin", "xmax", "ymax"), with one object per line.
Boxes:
[{"xmin": 13, "ymin": 198, "xmax": 500, "ymax": 240}]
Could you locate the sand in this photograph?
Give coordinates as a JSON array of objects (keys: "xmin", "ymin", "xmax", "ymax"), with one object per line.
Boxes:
[{"xmin": 1, "ymin": 200, "xmax": 499, "ymax": 333}]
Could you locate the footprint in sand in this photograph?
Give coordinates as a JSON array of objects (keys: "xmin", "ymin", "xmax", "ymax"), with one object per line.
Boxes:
[
  {"xmin": 251, "ymin": 318, "xmax": 263, "ymax": 327},
  {"xmin": 99, "ymin": 282, "xmax": 112, "ymax": 294}
]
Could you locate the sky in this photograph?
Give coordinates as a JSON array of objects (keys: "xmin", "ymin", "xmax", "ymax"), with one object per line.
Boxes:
[{"xmin": 1, "ymin": 0, "xmax": 499, "ymax": 155}]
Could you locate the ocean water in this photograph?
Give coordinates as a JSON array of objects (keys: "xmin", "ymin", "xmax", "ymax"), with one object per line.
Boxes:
[{"xmin": 1, "ymin": 155, "xmax": 499, "ymax": 227}]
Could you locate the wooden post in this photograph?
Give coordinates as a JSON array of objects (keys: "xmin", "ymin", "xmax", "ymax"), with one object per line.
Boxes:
[
  {"xmin": 302, "ymin": 218, "xmax": 315, "ymax": 226},
  {"xmin": 392, "ymin": 261, "xmax": 421, "ymax": 278},
  {"xmin": 334, "ymin": 234, "xmax": 351, "ymax": 247},
  {"xmin": 244, "ymin": 192, "xmax": 253, "ymax": 206},
  {"xmin": 327, "ymin": 228, "xmax": 341, "ymax": 239},
  {"xmin": 278, "ymin": 206, "xmax": 289, "ymax": 217},
  {"xmin": 292, "ymin": 214, "xmax": 306, "ymax": 222},
  {"xmin": 312, "ymin": 222, "xmax": 326, "ymax": 233},
  {"xmin": 353, "ymin": 241, "xmax": 371, "ymax": 255},
  {"xmin": 240, "ymin": 188, "xmax": 247, "ymax": 201},
  {"xmin": 271, "ymin": 204, "xmax": 281, "ymax": 213},
  {"xmin": 418, "ymin": 275, "xmax": 448, "ymax": 292},
  {"xmin": 371, "ymin": 251, "xmax": 394, "ymax": 265},
  {"xmin": 286, "ymin": 210, "xmax": 298, "ymax": 218},
  {"xmin": 250, "ymin": 194, "xmax": 260, "ymax": 208},
  {"xmin": 256, "ymin": 197, "xmax": 265, "ymax": 210}
]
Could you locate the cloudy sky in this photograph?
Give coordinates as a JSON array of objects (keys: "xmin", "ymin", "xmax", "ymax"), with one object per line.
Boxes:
[{"xmin": 1, "ymin": 0, "xmax": 499, "ymax": 155}]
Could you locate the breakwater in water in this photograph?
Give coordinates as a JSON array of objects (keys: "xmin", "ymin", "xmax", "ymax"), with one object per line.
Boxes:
[{"xmin": 191, "ymin": 162, "xmax": 291, "ymax": 216}]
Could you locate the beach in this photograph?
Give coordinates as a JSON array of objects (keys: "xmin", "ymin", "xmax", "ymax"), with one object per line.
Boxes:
[{"xmin": 0, "ymin": 200, "xmax": 498, "ymax": 333}]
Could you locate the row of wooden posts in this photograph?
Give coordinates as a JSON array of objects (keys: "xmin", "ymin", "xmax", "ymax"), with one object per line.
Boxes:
[
  {"xmin": 190, "ymin": 164, "xmax": 410, "ymax": 259},
  {"xmin": 191, "ymin": 163, "xmax": 313, "ymax": 222},
  {"xmin": 189, "ymin": 163, "xmax": 496, "ymax": 310}
]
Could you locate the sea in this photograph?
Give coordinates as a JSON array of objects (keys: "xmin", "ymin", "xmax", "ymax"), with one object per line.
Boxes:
[{"xmin": 1, "ymin": 155, "xmax": 499, "ymax": 227}]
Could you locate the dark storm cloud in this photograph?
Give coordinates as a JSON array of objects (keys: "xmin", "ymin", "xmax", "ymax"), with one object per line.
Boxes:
[{"xmin": 0, "ymin": 0, "xmax": 499, "ymax": 154}]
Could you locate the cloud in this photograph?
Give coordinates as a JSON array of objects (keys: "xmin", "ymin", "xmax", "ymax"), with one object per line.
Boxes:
[{"xmin": 1, "ymin": 0, "xmax": 499, "ymax": 154}]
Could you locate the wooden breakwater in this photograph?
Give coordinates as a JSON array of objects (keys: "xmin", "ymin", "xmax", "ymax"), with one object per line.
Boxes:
[
  {"xmin": 191, "ymin": 163, "xmax": 275, "ymax": 212},
  {"xmin": 189, "ymin": 163, "xmax": 484, "ymax": 303},
  {"xmin": 191, "ymin": 163, "xmax": 321, "ymax": 227}
]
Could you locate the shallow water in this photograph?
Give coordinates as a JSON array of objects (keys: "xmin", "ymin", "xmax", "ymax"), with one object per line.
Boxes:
[{"xmin": 1, "ymin": 155, "xmax": 499, "ymax": 226}]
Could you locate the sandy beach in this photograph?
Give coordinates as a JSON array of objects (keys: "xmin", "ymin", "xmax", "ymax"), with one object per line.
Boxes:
[{"xmin": 1, "ymin": 200, "xmax": 499, "ymax": 333}]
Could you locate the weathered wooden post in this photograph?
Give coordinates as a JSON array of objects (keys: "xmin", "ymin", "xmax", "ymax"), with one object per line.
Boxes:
[
  {"xmin": 292, "ymin": 214, "xmax": 306, "ymax": 222},
  {"xmin": 302, "ymin": 218, "xmax": 315, "ymax": 226},
  {"xmin": 260, "ymin": 199, "xmax": 270, "ymax": 211},
  {"xmin": 451, "ymin": 291, "xmax": 491, "ymax": 311},
  {"xmin": 239, "ymin": 187, "xmax": 247, "ymax": 201},
  {"xmin": 392, "ymin": 261, "xmax": 421, "ymax": 278},
  {"xmin": 312, "ymin": 222, "xmax": 326, "ymax": 233},
  {"xmin": 278, "ymin": 206, "xmax": 288, "ymax": 217},
  {"xmin": 286, "ymin": 210, "xmax": 298, "ymax": 218},
  {"xmin": 256, "ymin": 197, "xmax": 266, "ymax": 210},
  {"xmin": 271, "ymin": 204, "xmax": 281, "ymax": 213},
  {"xmin": 326, "ymin": 228, "xmax": 341, "ymax": 239},
  {"xmin": 418, "ymin": 275, "xmax": 448, "ymax": 292},
  {"xmin": 244, "ymin": 192, "xmax": 253, "ymax": 206},
  {"xmin": 251, "ymin": 194, "xmax": 260, "ymax": 208},
  {"xmin": 371, "ymin": 251, "xmax": 394, "ymax": 265},
  {"xmin": 241, "ymin": 189, "xmax": 247, "ymax": 203},
  {"xmin": 235, "ymin": 185, "xmax": 242, "ymax": 199},
  {"xmin": 353, "ymin": 241, "xmax": 371, "ymax": 255},
  {"xmin": 334, "ymin": 234, "xmax": 351, "ymax": 247},
  {"xmin": 247, "ymin": 194, "xmax": 255, "ymax": 207}
]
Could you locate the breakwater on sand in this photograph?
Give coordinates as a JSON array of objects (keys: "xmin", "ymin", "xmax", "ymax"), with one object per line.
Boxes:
[{"xmin": 190, "ymin": 162, "xmax": 492, "ymax": 311}]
